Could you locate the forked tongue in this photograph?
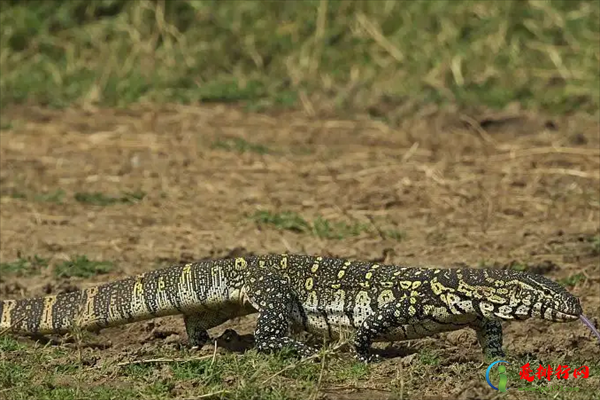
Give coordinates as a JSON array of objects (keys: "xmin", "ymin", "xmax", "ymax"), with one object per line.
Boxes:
[{"xmin": 579, "ymin": 314, "xmax": 600, "ymax": 344}]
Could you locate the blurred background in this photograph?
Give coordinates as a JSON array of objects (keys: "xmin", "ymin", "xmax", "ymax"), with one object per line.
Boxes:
[{"xmin": 1, "ymin": 0, "xmax": 598, "ymax": 118}]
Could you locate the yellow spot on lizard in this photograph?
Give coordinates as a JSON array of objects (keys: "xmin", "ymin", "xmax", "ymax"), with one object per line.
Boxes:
[
  {"xmin": 134, "ymin": 279, "xmax": 144, "ymax": 297},
  {"xmin": 76, "ymin": 287, "xmax": 99, "ymax": 329},
  {"xmin": 377, "ymin": 290, "xmax": 395, "ymax": 306},
  {"xmin": 305, "ymin": 277, "xmax": 314, "ymax": 291},
  {"xmin": 399, "ymin": 281, "xmax": 412, "ymax": 290},
  {"xmin": 235, "ymin": 258, "xmax": 248, "ymax": 271},
  {"xmin": 430, "ymin": 278, "xmax": 448, "ymax": 295},
  {"xmin": 1, "ymin": 300, "xmax": 17, "ymax": 329},
  {"xmin": 40, "ymin": 295, "xmax": 57, "ymax": 332}
]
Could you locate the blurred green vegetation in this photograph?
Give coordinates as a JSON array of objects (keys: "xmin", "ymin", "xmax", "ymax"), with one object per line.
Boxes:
[{"xmin": 0, "ymin": 0, "xmax": 598, "ymax": 117}]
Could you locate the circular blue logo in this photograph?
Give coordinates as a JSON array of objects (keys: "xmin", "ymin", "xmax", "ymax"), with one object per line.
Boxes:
[{"xmin": 486, "ymin": 360, "xmax": 510, "ymax": 391}]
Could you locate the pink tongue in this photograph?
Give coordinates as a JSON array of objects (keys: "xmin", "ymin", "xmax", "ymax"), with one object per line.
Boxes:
[{"xmin": 579, "ymin": 314, "xmax": 600, "ymax": 344}]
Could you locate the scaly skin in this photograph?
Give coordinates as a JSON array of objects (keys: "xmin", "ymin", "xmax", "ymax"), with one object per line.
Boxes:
[{"xmin": 0, "ymin": 254, "xmax": 583, "ymax": 362}]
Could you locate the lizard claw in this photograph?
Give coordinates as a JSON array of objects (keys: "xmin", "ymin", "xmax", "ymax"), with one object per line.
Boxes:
[{"xmin": 355, "ymin": 352, "xmax": 382, "ymax": 364}]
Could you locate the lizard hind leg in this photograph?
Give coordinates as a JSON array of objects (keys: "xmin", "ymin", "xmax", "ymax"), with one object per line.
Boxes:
[
  {"xmin": 353, "ymin": 298, "xmax": 422, "ymax": 363},
  {"xmin": 245, "ymin": 273, "xmax": 318, "ymax": 359},
  {"xmin": 183, "ymin": 311, "xmax": 231, "ymax": 348}
]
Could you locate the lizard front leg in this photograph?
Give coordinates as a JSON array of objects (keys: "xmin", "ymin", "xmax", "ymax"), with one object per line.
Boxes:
[
  {"xmin": 471, "ymin": 318, "xmax": 504, "ymax": 359},
  {"xmin": 245, "ymin": 273, "xmax": 317, "ymax": 359}
]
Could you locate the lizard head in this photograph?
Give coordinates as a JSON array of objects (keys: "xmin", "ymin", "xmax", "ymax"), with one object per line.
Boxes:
[{"xmin": 470, "ymin": 269, "xmax": 582, "ymax": 322}]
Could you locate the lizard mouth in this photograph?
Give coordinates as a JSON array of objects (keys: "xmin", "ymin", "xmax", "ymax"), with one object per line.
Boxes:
[{"xmin": 553, "ymin": 310, "xmax": 581, "ymax": 321}]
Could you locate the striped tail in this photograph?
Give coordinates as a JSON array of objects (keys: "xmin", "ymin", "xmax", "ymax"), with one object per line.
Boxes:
[{"xmin": 0, "ymin": 260, "xmax": 226, "ymax": 335}]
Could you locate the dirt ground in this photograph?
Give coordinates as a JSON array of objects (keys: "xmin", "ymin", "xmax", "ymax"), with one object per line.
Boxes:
[{"xmin": 1, "ymin": 104, "xmax": 599, "ymax": 399}]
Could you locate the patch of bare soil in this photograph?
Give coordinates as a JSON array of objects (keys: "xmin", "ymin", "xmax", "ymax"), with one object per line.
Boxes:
[{"xmin": 1, "ymin": 104, "xmax": 599, "ymax": 398}]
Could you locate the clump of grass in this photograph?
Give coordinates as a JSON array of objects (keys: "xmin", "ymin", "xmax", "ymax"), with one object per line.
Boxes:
[
  {"xmin": 0, "ymin": 254, "xmax": 49, "ymax": 277},
  {"xmin": 0, "ymin": 336, "xmax": 26, "ymax": 352},
  {"xmin": 418, "ymin": 349, "xmax": 440, "ymax": 366},
  {"xmin": 54, "ymin": 255, "xmax": 113, "ymax": 278},
  {"xmin": 251, "ymin": 211, "xmax": 370, "ymax": 239},
  {"xmin": 508, "ymin": 261, "xmax": 527, "ymax": 272},
  {"xmin": 211, "ymin": 137, "xmax": 271, "ymax": 155},
  {"xmin": 382, "ymin": 229, "xmax": 407, "ymax": 241},
  {"xmin": 251, "ymin": 210, "xmax": 311, "ymax": 233},
  {"xmin": 558, "ymin": 273, "xmax": 586, "ymax": 288},
  {"xmin": 34, "ymin": 189, "xmax": 66, "ymax": 203},
  {"xmin": 0, "ymin": 120, "xmax": 13, "ymax": 130},
  {"xmin": 0, "ymin": 1, "xmax": 598, "ymax": 115},
  {"xmin": 312, "ymin": 216, "xmax": 370, "ymax": 240},
  {"xmin": 1, "ymin": 188, "xmax": 66, "ymax": 203},
  {"xmin": 1, "ymin": 189, "xmax": 27, "ymax": 199},
  {"xmin": 74, "ymin": 190, "xmax": 145, "ymax": 206}
]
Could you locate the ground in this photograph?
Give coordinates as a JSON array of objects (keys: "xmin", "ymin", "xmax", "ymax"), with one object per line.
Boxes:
[{"xmin": 0, "ymin": 104, "xmax": 598, "ymax": 400}]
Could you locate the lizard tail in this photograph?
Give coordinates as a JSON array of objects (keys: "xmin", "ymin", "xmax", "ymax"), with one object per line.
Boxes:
[
  {"xmin": 1, "ymin": 260, "xmax": 227, "ymax": 336},
  {"xmin": 1, "ymin": 291, "xmax": 88, "ymax": 335},
  {"xmin": 0, "ymin": 266, "xmax": 186, "ymax": 335}
]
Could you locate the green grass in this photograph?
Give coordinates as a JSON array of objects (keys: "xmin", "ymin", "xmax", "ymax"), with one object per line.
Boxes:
[
  {"xmin": 250, "ymin": 211, "xmax": 371, "ymax": 240},
  {"xmin": 508, "ymin": 261, "xmax": 528, "ymax": 272},
  {"xmin": 0, "ymin": 119, "xmax": 14, "ymax": 130},
  {"xmin": 311, "ymin": 216, "xmax": 370, "ymax": 240},
  {"xmin": 54, "ymin": 255, "xmax": 114, "ymax": 278},
  {"xmin": 1, "ymin": 335, "xmax": 598, "ymax": 400},
  {"xmin": 1, "ymin": 188, "xmax": 146, "ymax": 205},
  {"xmin": 0, "ymin": 0, "xmax": 598, "ymax": 116},
  {"xmin": 251, "ymin": 211, "xmax": 311, "ymax": 234},
  {"xmin": 0, "ymin": 253, "xmax": 115, "ymax": 279},
  {"xmin": 0, "ymin": 254, "xmax": 49, "ymax": 277},
  {"xmin": 74, "ymin": 190, "xmax": 146, "ymax": 206},
  {"xmin": 0, "ymin": 336, "xmax": 26, "ymax": 352},
  {"xmin": 33, "ymin": 189, "xmax": 66, "ymax": 204},
  {"xmin": 558, "ymin": 273, "xmax": 587, "ymax": 288},
  {"xmin": 0, "ymin": 340, "xmax": 373, "ymax": 400},
  {"xmin": 250, "ymin": 210, "xmax": 406, "ymax": 240},
  {"xmin": 382, "ymin": 229, "xmax": 407, "ymax": 241},
  {"xmin": 1, "ymin": 189, "xmax": 29, "ymax": 200},
  {"xmin": 418, "ymin": 349, "xmax": 440, "ymax": 366}
]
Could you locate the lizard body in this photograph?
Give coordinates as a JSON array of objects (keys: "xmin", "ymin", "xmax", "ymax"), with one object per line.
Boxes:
[{"xmin": 0, "ymin": 254, "xmax": 583, "ymax": 362}]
